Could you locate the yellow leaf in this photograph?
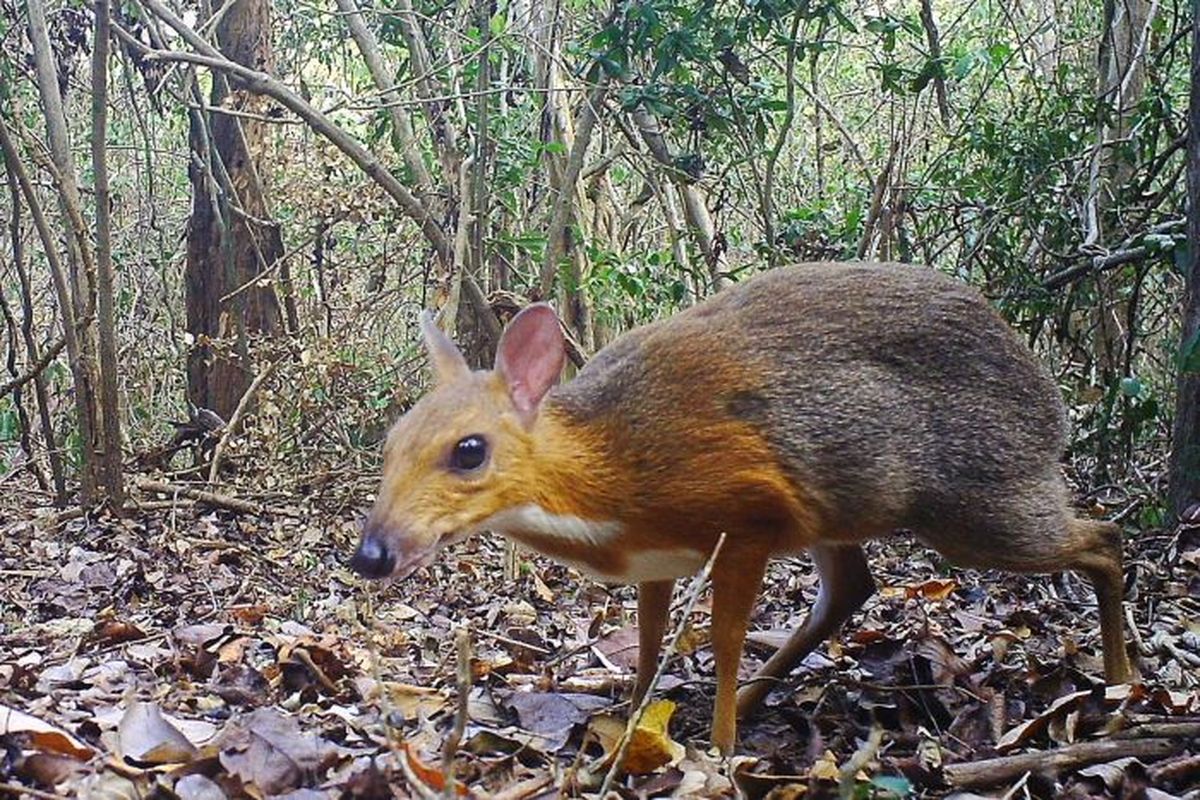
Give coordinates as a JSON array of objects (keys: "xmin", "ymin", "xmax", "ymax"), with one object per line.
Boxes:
[
  {"xmin": 809, "ymin": 750, "xmax": 840, "ymax": 781},
  {"xmin": 589, "ymin": 699, "xmax": 685, "ymax": 774},
  {"xmin": 910, "ymin": 578, "xmax": 959, "ymax": 601}
]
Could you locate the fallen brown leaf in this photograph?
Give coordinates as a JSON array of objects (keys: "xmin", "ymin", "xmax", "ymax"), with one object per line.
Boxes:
[
  {"xmin": 117, "ymin": 701, "xmax": 200, "ymax": 765},
  {"xmin": 0, "ymin": 704, "xmax": 94, "ymax": 760}
]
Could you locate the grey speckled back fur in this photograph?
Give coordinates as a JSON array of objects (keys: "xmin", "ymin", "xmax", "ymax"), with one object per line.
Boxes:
[{"xmin": 557, "ymin": 262, "xmax": 1078, "ymax": 567}]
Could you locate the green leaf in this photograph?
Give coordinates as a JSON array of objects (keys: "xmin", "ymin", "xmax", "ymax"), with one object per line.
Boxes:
[
  {"xmin": 0, "ymin": 407, "xmax": 17, "ymax": 440},
  {"xmin": 953, "ymin": 52, "xmax": 979, "ymax": 79},
  {"xmin": 829, "ymin": 4, "xmax": 857, "ymax": 32},
  {"xmin": 1119, "ymin": 376, "xmax": 1143, "ymax": 398},
  {"xmin": 505, "ymin": 231, "xmax": 549, "ymax": 256},
  {"xmin": 489, "ymin": 12, "xmax": 507, "ymax": 38},
  {"xmin": 910, "ymin": 59, "xmax": 940, "ymax": 92},
  {"xmin": 599, "ymin": 55, "xmax": 625, "ymax": 78},
  {"xmin": 877, "ymin": 62, "xmax": 906, "ymax": 93},
  {"xmin": 1138, "ymin": 502, "xmax": 1165, "ymax": 528},
  {"xmin": 871, "ymin": 775, "xmax": 914, "ymax": 798}
]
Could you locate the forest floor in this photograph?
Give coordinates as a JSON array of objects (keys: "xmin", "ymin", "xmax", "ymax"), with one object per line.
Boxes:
[{"xmin": 1, "ymin": 475, "xmax": 1198, "ymax": 799}]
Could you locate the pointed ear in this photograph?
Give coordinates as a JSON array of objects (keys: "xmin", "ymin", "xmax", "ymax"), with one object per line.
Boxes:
[
  {"xmin": 495, "ymin": 303, "xmax": 565, "ymax": 416},
  {"xmin": 420, "ymin": 310, "xmax": 470, "ymax": 383}
]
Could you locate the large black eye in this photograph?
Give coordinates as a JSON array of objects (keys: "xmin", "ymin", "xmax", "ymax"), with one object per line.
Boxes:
[{"xmin": 450, "ymin": 435, "xmax": 488, "ymax": 472}]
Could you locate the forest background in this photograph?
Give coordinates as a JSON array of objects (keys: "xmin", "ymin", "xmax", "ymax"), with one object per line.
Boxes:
[{"xmin": 0, "ymin": 0, "xmax": 1195, "ymax": 519}]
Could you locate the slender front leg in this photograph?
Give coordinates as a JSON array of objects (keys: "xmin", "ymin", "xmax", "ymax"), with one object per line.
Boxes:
[
  {"xmin": 633, "ymin": 580, "xmax": 675, "ymax": 704},
  {"xmin": 710, "ymin": 552, "xmax": 768, "ymax": 755},
  {"xmin": 736, "ymin": 544, "xmax": 874, "ymax": 718}
]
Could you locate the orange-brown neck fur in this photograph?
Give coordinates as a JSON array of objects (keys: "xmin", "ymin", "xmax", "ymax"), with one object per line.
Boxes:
[{"xmin": 508, "ymin": 333, "xmax": 829, "ymax": 565}]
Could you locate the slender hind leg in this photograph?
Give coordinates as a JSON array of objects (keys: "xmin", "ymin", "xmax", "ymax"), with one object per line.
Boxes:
[
  {"xmin": 736, "ymin": 544, "xmax": 875, "ymax": 719},
  {"xmin": 1068, "ymin": 518, "xmax": 1133, "ymax": 683},
  {"xmin": 920, "ymin": 502, "xmax": 1133, "ymax": 684}
]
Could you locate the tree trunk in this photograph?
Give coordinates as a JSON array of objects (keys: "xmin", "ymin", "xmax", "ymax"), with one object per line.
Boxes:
[
  {"xmin": 1168, "ymin": 4, "xmax": 1200, "ymax": 519},
  {"xmin": 185, "ymin": 0, "xmax": 284, "ymax": 420},
  {"xmin": 25, "ymin": 0, "xmax": 104, "ymax": 504},
  {"xmin": 630, "ymin": 105, "xmax": 726, "ymax": 290},
  {"xmin": 91, "ymin": 0, "xmax": 125, "ymax": 507},
  {"xmin": 918, "ymin": 0, "xmax": 951, "ymax": 127},
  {"xmin": 1088, "ymin": 0, "xmax": 1154, "ymax": 481},
  {"xmin": 4, "ymin": 162, "xmax": 66, "ymax": 504}
]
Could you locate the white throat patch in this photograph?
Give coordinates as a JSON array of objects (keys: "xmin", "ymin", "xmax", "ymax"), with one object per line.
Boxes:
[
  {"xmin": 482, "ymin": 504, "xmax": 622, "ymax": 546},
  {"xmin": 480, "ymin": 505, "xmax": 707, "ymax": 584}
]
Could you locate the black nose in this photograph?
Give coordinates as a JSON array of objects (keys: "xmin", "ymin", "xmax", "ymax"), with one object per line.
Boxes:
[{"xmin": 350, "ymin": 532, "xmax": 396, "ymax": 578}]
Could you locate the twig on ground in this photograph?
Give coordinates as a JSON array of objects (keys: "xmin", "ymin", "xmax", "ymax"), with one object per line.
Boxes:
[
  {"xmin": 1113, "ymin": 721, "xmax": 1200, "ymax": 739},
  {"xmin": 441, "ymin": 625, "xmax": 472, "ymax": 798},
  {"xmin": 1150, "ymin": 752, "xmax": 1200, "ymax": 787},
  {"xmin": 0, "ymin": 782, "xmax": 65, "ymax": 799},
  {"xmin": 487, "ymin": 775, "xmax": 553, "ymax": 800},
  {"xmin": 470, "ymin": 626, "xmax": 554, "ymax": 655},
  {"xmin": 1125, "ymin": 604, "xmax": 1151, "ymax": 658},
  {"xmin": 943, "ymin": 736, "xmax": 1181, "ymax": 789},
  {"xmin": 838, "ymin": 724, "xmax": 883, "ymax": 798},
  {"xmin": 598, "ymin": 533, "xmax": 727, "ymax": 796},
  {"xmin": 133, "ymin": 478, "xmax": 297, "ymax": 517}
]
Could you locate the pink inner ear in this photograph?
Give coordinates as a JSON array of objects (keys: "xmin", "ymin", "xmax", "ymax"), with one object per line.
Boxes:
[{"xmin": 496, "ymin": 303, "xmax": 565, "ymax": 414}]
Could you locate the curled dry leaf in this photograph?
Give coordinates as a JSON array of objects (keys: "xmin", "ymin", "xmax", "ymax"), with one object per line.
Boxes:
[
  {"xmin": 89, "ymin": 619, "xmax": 147, "ymax": 646},
  {"xmin": 1078, "ymin": 756, "xmax": 1144, "ymax": 792},
  {"xmin": 401, "ymin": 743, "xmax": 469, "ymax": 797},
  {"xmin": 506, "ymin": 691, "xmax": 611, "ymax": 753},
  {"xmin": 908, "ymin": 578, "xmax": 960, "ymax": 601},
  {"xmin": 589, "ymin": 699, "xmax": 685, "ymax": 775},
  {"xmin": 913, "ymin": 635, "xmax": 973, "ymax": 685},
  {"xmin": 117, "ymin": 701, "xmax": 200, "ymax": 765},
  {"xmin": 994, "ymin": 684, "xmax": 1146, "ymax": 754},
  {"xmin": 996, "ymin": 689, "xmax": 1091, "ymax": 752},
  {"xmin": 385, "ymin": 682, "xmax": 449, "ymax": 720},
  {"xmin": 217, "ymin": 707, "xmax": 339, "ymax": 796},
  {"xmin": 0, "ymin": 703, "xmax": 94, "ymax": 760},
  {"xmin": 594, "ymin": 626, "xmax": 640, "ymax": 673},
  {"xmin": 16, "ymin": 752, "xmax": 87, "ymax": 788}
]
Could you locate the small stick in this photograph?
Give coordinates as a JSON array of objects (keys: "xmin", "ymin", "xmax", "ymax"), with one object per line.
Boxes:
[
  {"xmin": 598, "ymin": 533, "xmax": 727, "ymax": 796},
  {"xmin": 0, "ymin": 782, "xmax": 64, "ymax": 799},
  {"xmin": 207, "ymin": 362, "xmax": 277, "ymax": 486},
  {"xmin": 1150, "ymin": 752, "xmax": 1200, "ymax": 787},
  {"xmin": 838, "ymin": 724, "xmax": 883, "ymax": 798},
  {"xmin": 442, "ymin": 625, "xmax": 472, "ymax": 798},
  {"xmin": 1124, "ymin": 605, "xmax": 1150, "ymax": 657},
  {"xmin": 133, "ymin": 478, "xmax": 296, "ymax": 517},
  {"xmin": 1112, "ymin": 721, "xmax": 1200, "ymax": 739},
  {"xmin": 470, "ymin": 626, "xmax": 553, "ymax": 655},
  {"xmin": 943, "ymin": 737, "xmax": 1180, "ymax": 789}
]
